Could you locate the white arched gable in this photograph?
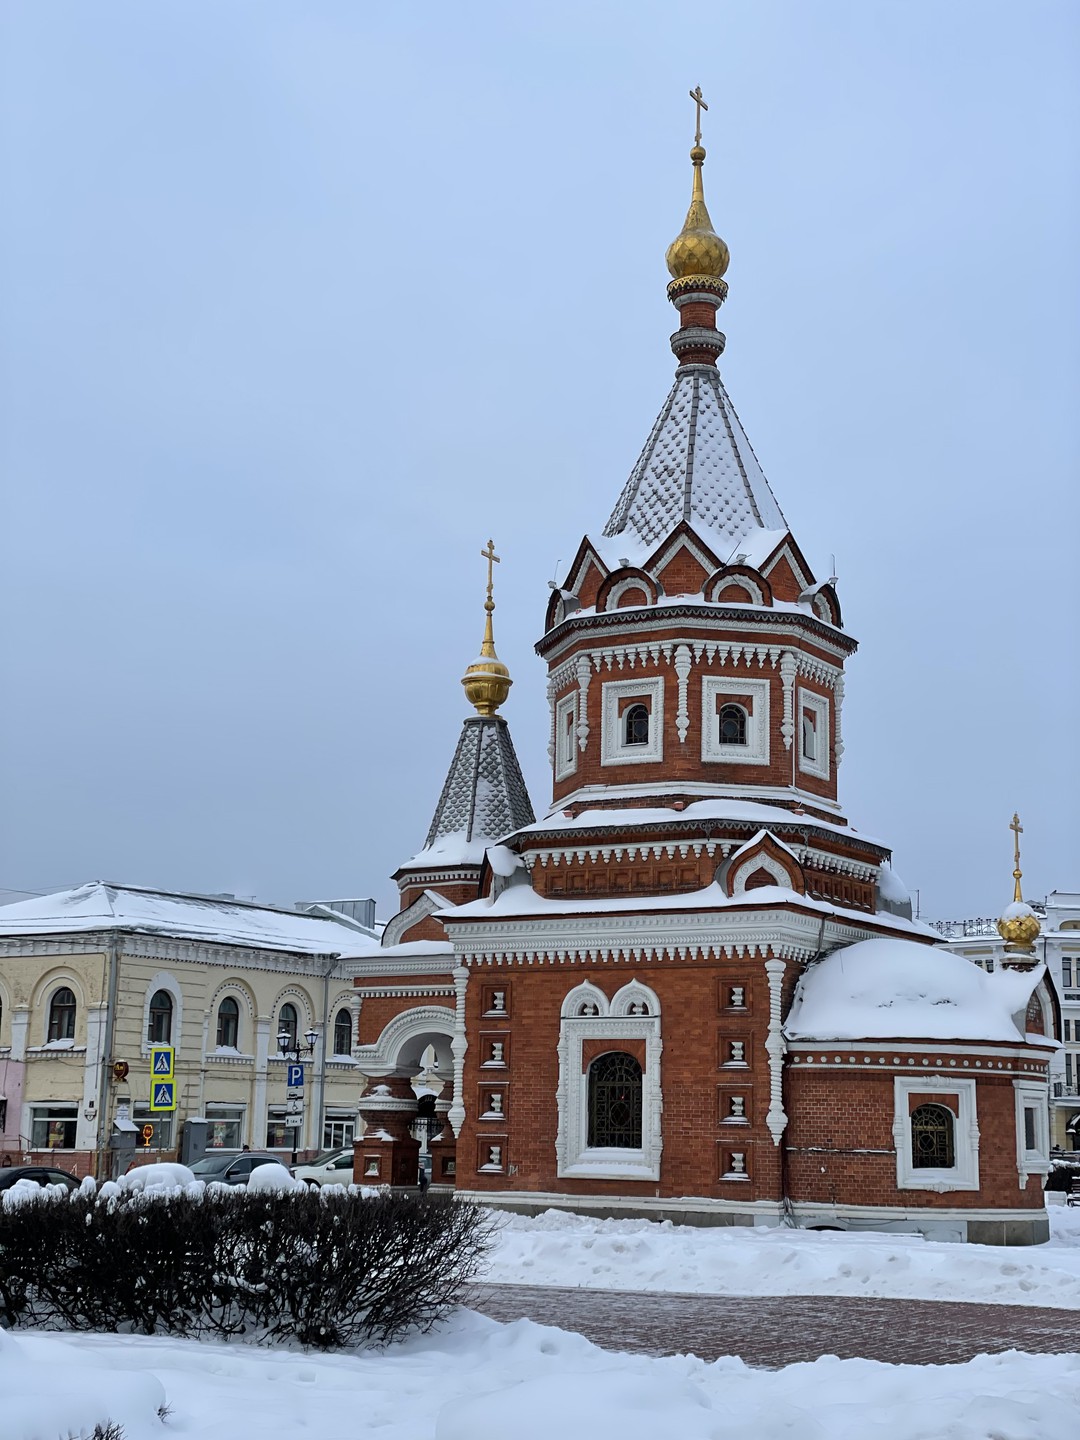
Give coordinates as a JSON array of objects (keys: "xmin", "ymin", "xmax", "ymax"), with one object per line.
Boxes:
[
  {"xmin": 560, "ymin": 980, "xmax": 610, "ymax": 1019},
  {"xmin": 605, "ymin": 578, "xmax": 652, "ymax": 610},
  {"xmin": 140, "ymin": 970, "xmax": 184, "ymax": 1051},
  {"xmin": 730, "ymin": 852, "xmax": 792, "ymax": 896},
  {"xmin": 610, "ymin": 979, "xmax": 661, "ymax": 1018},
  {"xmin": 355, "ymin": 1005, "xmax": 455, "ymax": 1077}
]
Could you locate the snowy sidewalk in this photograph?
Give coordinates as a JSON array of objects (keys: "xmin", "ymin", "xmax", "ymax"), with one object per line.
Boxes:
[{"xmin": 468, "ymin": 1284, "xmax": 1080, "ymax": 1367}]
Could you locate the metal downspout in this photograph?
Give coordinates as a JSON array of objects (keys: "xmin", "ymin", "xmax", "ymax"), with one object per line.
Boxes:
[{"xmin": 95, "ymin": 932, "xmax": 122, "ymax": 1179}]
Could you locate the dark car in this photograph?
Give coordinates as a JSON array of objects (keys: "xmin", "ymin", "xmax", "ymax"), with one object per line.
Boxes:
[
  {"xmin": 0, "ymin": 1165, "xmax": 80, "ymax": 1192},
  {"xmin": 188, "ymin": 1152, "xmax": 290, "ymax": 1186}
]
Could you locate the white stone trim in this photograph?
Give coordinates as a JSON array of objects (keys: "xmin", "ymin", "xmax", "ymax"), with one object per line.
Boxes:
[
  {"xmin": 545, "ymin": 777, "xmax": 847, "ymax": 814},
  {"xmin": 1014, "ymin": 1078, "xmax": 1051, "ymax": 1187},
  {"xmin": 601, "ymin": 676, "xmax": 664, "ymax": 766},
  {"xmin": 541, "ymin": 616, "xmax": 853, "ymax": 669},
  {"xmin": 604, "ymin": 577, "xmax": 653, "ymax": 609},
  {"xmin": 701, "ymin": 676, "xmax": 770, "ymax": 766},
  {"xmin": 779, "ymin": 651, "xmax": 797, "ymax": 750},
  {"xmin": 555, "ymin": 691, "xmax": 578, "ymax": 781},
  {"xmin": 382, "ymin": 891, "xmax": 445, "ymax": 947},
  {"xmin": 352, "ymin": 1004, "xmax": 455, "ymax": 1078},
  {"xmin": 797, "ymin": 686, "xmax": 831, "ymax": 782},
  {"xmin": 674, "ymin": 644, "xmax": 692, "ymax": 743},
  {"xmin": 764, "ymin": 959, "xmax": 788, "ymax": 1144},
  {"xmin": 893, "ymin": 1076, "xmax": 979, "ymax": 1192},
  {"xmin": 139, "ymin": 971, "xmax": 184, "ymax": 1056},
  {"xmin": 448, "ymin": 967, "xmax": 469, "ymax": 1137},
  {"xmin": 575, "ymin": 655, "xmax": 592, "ymax": 752},
  {"xmin": 556, "ymin": 981, "xmax": 662, "ymax": 1181},
  {"xmin": 833, "ymin": 672, "xmax": 845, "ymax": 768},
  {"xmin": 730, "ymin": 852, "xmax": 792, "ymax": 896}
]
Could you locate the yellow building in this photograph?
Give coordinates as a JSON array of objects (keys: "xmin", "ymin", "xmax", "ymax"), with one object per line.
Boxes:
[{"xmin": 0, "ymin": 882, "xmax": 446, "ymax": 1176}]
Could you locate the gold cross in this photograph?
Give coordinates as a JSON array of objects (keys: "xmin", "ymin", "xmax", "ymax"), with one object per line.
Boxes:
[
  {"xmin": 481, "ymin": 538, "xmax": 500, "ymax": 605},
  {"xmin": 1010, "ymin": 811, "xmax": 1024, "ymax": 901},
  {"xmin": 689, "ymin": 85, "xmax": 708, "ymax": 146}
]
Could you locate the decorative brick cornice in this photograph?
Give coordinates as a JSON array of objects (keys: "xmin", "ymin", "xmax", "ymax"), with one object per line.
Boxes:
[{"xmin": 539, "ymin": 608, "xmax": 855, "ymax": 664}]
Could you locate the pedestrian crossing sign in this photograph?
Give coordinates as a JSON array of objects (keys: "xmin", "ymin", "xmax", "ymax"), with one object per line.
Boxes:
[
  {"xmin": 150, "ymin": 1045, "xmax": 174, "ymax": 1080},
  {"xmin": 150, "ymin": 1082, "xmax": 176, "ymax": 1112}
]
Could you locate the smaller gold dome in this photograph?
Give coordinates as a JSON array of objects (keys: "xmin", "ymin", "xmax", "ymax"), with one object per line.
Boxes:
[
  {"xmin": 997, "ymin": 903, "xmax": 1041, "ymax": 950},
  {"xmin": 665, "ymin": 144, "xmax": 730, "ymax": 283},
  {"xmin": 461, "ymin": 538, "xmax": 513, "ymax": 716}
]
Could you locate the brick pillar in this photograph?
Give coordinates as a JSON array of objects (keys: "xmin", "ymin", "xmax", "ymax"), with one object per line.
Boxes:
[{"xmin": 354, "ymin": 1074, "xmax": 420, "ymax": 1188}]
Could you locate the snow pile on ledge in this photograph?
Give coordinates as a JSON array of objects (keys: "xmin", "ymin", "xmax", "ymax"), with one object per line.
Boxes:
[
  {"xmin": 3, "ymin": 1312, "xmax": 1080, "ymax": 1440},
  {"xmin": 483, "ymin": 1206, "xmax": 1080, "ymax": 1309},
  {"xmin": 785, "ymin": 937, "xmax": 1046, "ymax": 1042}
]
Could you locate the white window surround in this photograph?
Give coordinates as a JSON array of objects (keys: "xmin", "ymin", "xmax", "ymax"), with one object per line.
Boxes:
[
  {"xmin": 1014, "ymin": 1079, "xmax": 1051, "ymax": 1187},
  {"xmin": 555, "ymin": 692, "xmax": 578, "ymax": 782},
  {"xmin": 892, "ymin": 1076, "xmax": 979, "ymax": 1192},
  {"xmin": 701, "ymin": 676, "xmax": 770, "ymax": 766},
  {"xmin": 729, "ymin": 852, "xmax": 794, "ymax": 896},
  {"xmin": 556, "ymin": 979, "xmax": 662, "ymax": 1181},
  {"xmin": 797, "ymin": 686, "xmax": 831, "ymax": 782},
  {"xmin": 601, "ymin": 676, "xmax": 664, "ymax": 767},
  {"xmin": 140, "ymin": 971, "xmax": 183, "ymax": 1055},
  {"xmin": 604, "ymin": 577, "xmax": 653, "ymax": 610}
]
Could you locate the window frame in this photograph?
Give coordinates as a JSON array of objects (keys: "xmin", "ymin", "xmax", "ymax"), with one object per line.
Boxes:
[
  {"xmin": 600, "ymin": 676, "xmax": 664, "ymax": 767},
  {"xmin": 587, "ymin": 1051, "xmax": 644, "ymax": 1149},
  {"xmin": 30, "ymin": 1104, "xmax": 78, "ymax": 1150},
  {"xmin": 147, "ymin": 990, "xmax": 174, "ymax": 1045},
  {"xmin": 797, "ymin": 686, "xmax": 831, "ymax": 781},
  {"xmin": 893, "ymin": 1077, "xmax": 979, "ymax": 1191},
  {"xmin": 701, "ymin": 677, "xmax": 770, "ymax": 766},
  {"xmin": 332, "ymin": 1008, "xmax": 353, "ymax": 1057},
  {"xmin": 1014, "ymin": 1079, "xmax": 1051, "ymax": 1186},
  {"xmin": 215, "ymin": 996, "xmax": 241, "ymax": 1050},
  {"xmin": 132, "ymin": 1105, "xmax": 174, "ymax": 1150},
  {"xmin": 554, "ymin": 691, "xmax": 578, "ymax": 782},
  {"xmin": 204, "ymin": 1104, "xmax": 245, "ymax": 1151},
  {"xmin": 909, "ymin": 1103, "xmax": 956, "ymax": 1169},
  {"xmin": 323, "ymin": 1114, "xmax": 356, "ymax": 1151},
  {"xmin": 46, "ymin": 987, "xmax": 77, "ymax": 1043},
  {"xmin": 277, "ymin": 1002, "xmax": 299, "ymax": 1049}
]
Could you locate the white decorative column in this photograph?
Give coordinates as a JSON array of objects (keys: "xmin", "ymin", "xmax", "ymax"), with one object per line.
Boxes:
[
  {"xmin": 349, "ymin": 993, "xmax": 363, "ymax": 1061},
  {"xmin": 252, "ymin": 1016, "xmax": 271, "ymax": 1150},
  {"xmin": 763, "ymin": 959, "xmax": 788, "ymax": 1145},
  {"xmin": 833, "ymin": 672, "xmax": 845, "ymax": 767},
  {"xmin": 779, "ymin": 652, "xmax": 797, "ymax": 750},
  {"xmin": 546, "ymin": 677, "xmax": 557, "ymax": 763},
  {"xmin": 575, "ymin": 655, "xmax": 591, "ymax": 751},
  {"xmin": 10, "ymin": 1005, "xmax": 29, "ymax": 1062},
  {"xmin": 447, "ymin": 965, "xmax": 469, "ymax": 1137},
  {"xmin": 78, "ymin": 1003, "xmax": 109, "ymax": 1150},
  {"xmin": 674, "ymin": 644, "xmax": 692, "ymax": 743}
]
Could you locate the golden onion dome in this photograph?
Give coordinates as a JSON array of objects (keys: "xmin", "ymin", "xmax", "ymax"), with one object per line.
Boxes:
[
  {"xmin": 665, "ymin": 145, "xmax": 730, "ymax": 284},
  {"xmin": 461, "ymin": 540, "xmax": 513, "ymax": 716}
]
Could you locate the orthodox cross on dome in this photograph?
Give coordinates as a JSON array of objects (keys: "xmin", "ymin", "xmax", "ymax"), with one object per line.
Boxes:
[
  {"xmin": 689, "ymin": 85, "xmax": 708, "ymax": 146},
  {"xmin": 461, "ymin": 538, "xmax": 512, "ymax": 715},
  {"xmin": 1010, "ymin": 811, "xmax": 1024, "ymax": 903},
  {"xmin": 481, "ymin": 538, "xmax": 500, "ymax": 614}
]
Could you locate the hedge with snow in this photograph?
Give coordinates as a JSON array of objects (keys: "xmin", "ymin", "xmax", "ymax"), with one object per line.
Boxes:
[{"xmin": 0, "ymin": 1171, "xmax": 491, "ymax": 1348}]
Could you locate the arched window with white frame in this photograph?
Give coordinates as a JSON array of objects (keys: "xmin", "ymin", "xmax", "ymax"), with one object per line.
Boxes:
[
  {"xmin": 718, "ymin": 703, "xmax": 747, "ymax": 746},
  {"xmin": 216, "ymin": 996, "xmax": 240, "ymax": 1050},
  {"xmin": 587, "ymin": 1052, "xmax": 643, "ymax": 1149},
  {"xmin": 624, "ymin": 703, "xmax": 650, "ymax": 746},
  {"xmin": 147, "ymin": 990, "xmax": 173, "ymax": 1044},
  {"xmin": 47, "ymin": 987, "xmax": 76, "ymax": 1043},
  {"xmin": 332, "ymin": 1007, "xmax": 353, "ymax": 1056},
  {"xmin": 277, "ymin": 1003, "xmax": 299, "ymax": 1049}
]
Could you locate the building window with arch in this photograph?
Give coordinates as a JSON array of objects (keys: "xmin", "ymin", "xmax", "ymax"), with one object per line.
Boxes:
[
  {"xmin": 910, "ymin": 1103, "xmax": 955, "ymax": 1169},
  {"xmin": 332, "ymin": 1008, "xmax": 353, "ymax": 1056},
  {"xmin": 47, "ymin": 987, "xmax": 76, "ymax": 1042},
  {"xmin": 587, "ymin": 1052, "xmax": 643, "ymax": 1149},
  {"xmin": 623, "ymin": 703, "xmax": 650, "ymax": 746},
  {"xmin": 216, "ymin": 996, "xmax": 240, "ymax": 1049},
  {"xmin": 718, "ymin": 703, "xmax": 747, "ymax": 745},
  {"xmin": 147, "ymin": 990, "xmax": 173, "ymax": 1044},
  {"xmin": 278, "ymin": 1003, "xmax": 299, "ymax": 1049}
]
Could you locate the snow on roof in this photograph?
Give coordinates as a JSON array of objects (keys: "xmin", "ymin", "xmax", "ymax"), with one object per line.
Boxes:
[
  {"xmin": 441, "ymin": 880, "xmax": 939, "ymax": 940},
  {"xmin": 0, "ymin": 882, "xmax": 386, "ymax": 959},
  {"xmin": 785, "ymin": 938, "xmax": 1049, "ymax": 1044},
  {"xmin": 517, "ymin": 797, "xmax": 884, "ymax": 849},
  {"xmin": 602, "ymin": 366, "xmax": 787, "ymax": 554}
]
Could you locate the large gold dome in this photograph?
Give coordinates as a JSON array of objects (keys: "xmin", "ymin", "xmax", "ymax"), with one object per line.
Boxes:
[{"xmin": 666, "ymin": 146, "xmax": 730, "ymax": 283}]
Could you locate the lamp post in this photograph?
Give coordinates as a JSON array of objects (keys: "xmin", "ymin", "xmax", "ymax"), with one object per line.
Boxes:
[{"xmin": 277, "ymin": 1027, "xmax": 318, "ymax": 1166}]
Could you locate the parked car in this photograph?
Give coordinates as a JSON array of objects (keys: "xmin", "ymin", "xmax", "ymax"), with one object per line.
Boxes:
[
  {"xmin": 0, "ymin": 1165, "xmax": 80, "ymax": 1192},
  {"xmin": 188, "ymin": 1152, "xmax": 291, "ymax": 1186},
  {"xmin": 291, "ymin": 1148, "xmax": 355, "ymax": 1188}
]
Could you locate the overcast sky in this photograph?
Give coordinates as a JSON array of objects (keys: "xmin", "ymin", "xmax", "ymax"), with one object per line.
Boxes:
[{"xmin": 1, "ymin": 2, "xmax": 1077, "ymax": 922}]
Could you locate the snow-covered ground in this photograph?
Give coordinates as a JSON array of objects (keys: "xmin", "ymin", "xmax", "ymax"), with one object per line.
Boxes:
[
  {"xmin": 483, "ymin": 1202, "xmax": 1080, "ymax": 1309},
  {"xmin": 5, "ymin": 1313, "xmax": 1079, "ymax": 1440}
]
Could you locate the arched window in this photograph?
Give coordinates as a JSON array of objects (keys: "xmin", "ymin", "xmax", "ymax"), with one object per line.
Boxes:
[
  {"xmin": 278, "ymin": 1003, "xmax": 298, "ymax": 1049},
  {"xmin": 147, "ymin": 990, "xmax": 173, "ymax": 1044},
  {"xmin": 47, "ymin": 987, "xmax": 76, "ymax": 1042},
  {"xmin": 719, "ymin": 704, "xmax": 747, "ymax": 745},
  {"xmin": 587, "ymin": 1051, "xmax": 643, "ymax": 1149},
  {"xmin": 801, "ymin": 711, "xmax": 817, "ymax": 761},
  {"xmin": 910, "ymin": 1104, "xmax": 955, "ymax": 1169},
  {"xmin": 332, "ymin": 1008, "xmax": 353, "ymax": 1056},
  {"xmin": 623, "ymin": 703, "xmax": 650, "ymax": 746},
  {"xmin": 216, "ymin": 996, "xmax": 240, "ymax": 1049}
]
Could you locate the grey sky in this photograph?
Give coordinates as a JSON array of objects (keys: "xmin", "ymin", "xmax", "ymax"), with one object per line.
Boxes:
[{"xmin": 2, "ymin": 2, "xmax": 1077, "ymax": 922}]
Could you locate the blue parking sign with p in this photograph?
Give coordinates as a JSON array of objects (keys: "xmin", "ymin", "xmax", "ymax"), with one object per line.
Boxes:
[{"xmin": 286, "ymin": 1063, "xmax": 304, "ymax": 1089}]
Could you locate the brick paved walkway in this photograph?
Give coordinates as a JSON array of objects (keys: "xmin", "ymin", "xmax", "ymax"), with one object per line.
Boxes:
[{"xmin": 468, "ymin": 1284, "xmax": 1080, "ymax": 1368}]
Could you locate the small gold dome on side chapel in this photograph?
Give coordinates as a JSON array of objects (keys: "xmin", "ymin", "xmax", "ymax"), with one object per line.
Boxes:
[
  {"xmin": 996, "ymin": 812, "xmax": 1042, "ymax": 950},
  {"xmin": 665, "ymin": 142, "xmax": 730, "ymax": 284},
  {"xmin": 461, "ymin": 539, "xmax": 513, "ymax": 717}
]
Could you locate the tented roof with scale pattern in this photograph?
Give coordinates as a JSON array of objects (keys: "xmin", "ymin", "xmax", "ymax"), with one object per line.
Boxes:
[
  {"xmin": 603, "ymin": 364, "xmax": 786, "ymax": 555},
  {"xmin": 403, "ymin": 715, "xmax": 536, "ymax": 871}
]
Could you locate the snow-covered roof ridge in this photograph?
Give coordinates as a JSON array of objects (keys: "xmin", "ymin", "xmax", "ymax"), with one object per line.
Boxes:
[
  {"xmin": 0, "ymin": 880, "xmax": 386, "ymax": 959},
  {"xmin": 785, "ymin": 939, "xmax": 1052, "ymax": 1044},
  {"xmin": 603, "ymin": 366, "xmax": 787, "ymax": 554},
  {"xmin": 403, "ymin": 714, "xmax": 535, "ymax": 872}
]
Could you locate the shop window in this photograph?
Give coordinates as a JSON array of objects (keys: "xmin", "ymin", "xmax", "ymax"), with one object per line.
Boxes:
[
  {"xmin": 31, "ymin": 1105, "xmax": 78, "ymax": 1149},
  {"xmin": 133, "ymin": 1106, "xmax": 174, "ymax": 1149},
  {"xmin": 323, "ymin": 1115, "xmax": 356, "ymax": 1150},
  {"xmin": 205, "ymin": 1106, "xmax": 245, "ymax": 1150}
]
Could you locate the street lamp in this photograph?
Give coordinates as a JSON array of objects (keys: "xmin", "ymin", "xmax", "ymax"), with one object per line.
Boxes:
[{"xmin": 277, "ymin": 1029, "xmax": 319, "ymax": 1165}]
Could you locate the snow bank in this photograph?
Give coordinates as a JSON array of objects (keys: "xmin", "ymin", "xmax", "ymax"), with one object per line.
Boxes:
[
  {"xmin": 786, "ymin": 937, "xmax": 1044, "ymax": 1041},
  {"xmin": 482, "ymin": 1205, "xmax": 1080, "ymax": 1309},
  {"xmin": 246, "ymin": 1161, "xmax": 302, "ymax": 1191},
  {"xmin": 118, "ymin": 1161, "xmax": 197, "ymax": 1191},
  {"xmin": 5, "ymin": 1313, "xmax": 1079, "ymax": 1440}
]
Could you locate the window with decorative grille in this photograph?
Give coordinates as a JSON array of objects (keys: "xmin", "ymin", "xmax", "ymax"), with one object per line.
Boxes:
[
  {"xmin": 910, "ymin": 1103, "xmax": 955, "ymax": 1168},
  {"xmin": 587, "ymin": 1051, "xmax": 643, "ymax": 1149},
  {"xmin": 623, "ymin": 704, "xmax": 650, "ymax": 746},
  {"xmin": 718, "ymin": 703, "xmax": 747, "ymax": 745}
]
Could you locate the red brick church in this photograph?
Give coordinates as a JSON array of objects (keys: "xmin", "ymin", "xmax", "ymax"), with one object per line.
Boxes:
[{"xmin": 349, "ymin": 116, "xmax": 1057, "ymax": 1244}]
